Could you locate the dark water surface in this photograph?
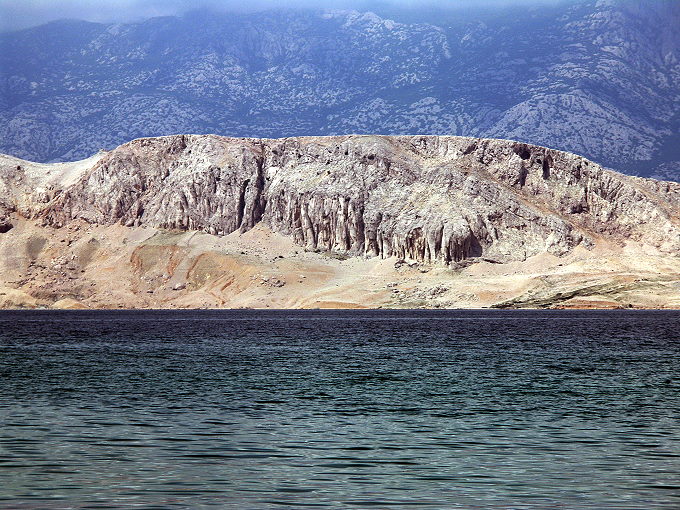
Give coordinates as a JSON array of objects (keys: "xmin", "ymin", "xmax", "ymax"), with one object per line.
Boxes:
[{"xmin": 1, "ymin": 310, "xmax": 679, "ymax": 509}]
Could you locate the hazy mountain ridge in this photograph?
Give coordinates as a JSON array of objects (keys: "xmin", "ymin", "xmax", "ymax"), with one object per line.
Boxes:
[{"xmin": 0, "ymin": 1, "xmax": 678, "ymax": 178}]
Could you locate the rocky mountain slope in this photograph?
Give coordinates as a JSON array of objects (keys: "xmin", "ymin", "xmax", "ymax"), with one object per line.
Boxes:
[
  {"xmin": 1, "ymin": 1, "xmax": 678, "ymax": 178},
  {"xmin": 1, "ymin": 134, "xmax": 679, "ymax": 309}
]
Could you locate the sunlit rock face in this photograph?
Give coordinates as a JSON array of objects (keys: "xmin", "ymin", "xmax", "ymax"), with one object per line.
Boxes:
[
  {"xmin": 2, "ymin": 134, "xmax": 676, "ymax": 265},
  {"xmin": 0, "ymin": 2, "xmax": 678, "ymax": 179}
]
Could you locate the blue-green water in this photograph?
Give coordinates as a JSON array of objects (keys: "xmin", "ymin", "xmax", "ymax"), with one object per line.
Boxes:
[{"xmin": 0, "ymin": 310, "xmax": 679, "ymax": 509}]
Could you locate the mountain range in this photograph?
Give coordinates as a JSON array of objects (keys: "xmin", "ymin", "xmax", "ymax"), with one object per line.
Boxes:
[{"xmin": 0, "ymin": 0, "xmax": 678, "ymax": 179}]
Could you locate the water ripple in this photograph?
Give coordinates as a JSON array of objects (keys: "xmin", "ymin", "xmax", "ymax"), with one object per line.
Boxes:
[{"xmin": 0, "ymin": 309, "xmax": 679, "ymax": 508}]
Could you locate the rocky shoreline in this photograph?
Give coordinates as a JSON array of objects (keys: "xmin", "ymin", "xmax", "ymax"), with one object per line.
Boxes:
[{"xmin": 1, "ymin": 134, "xmax": 679, "ymax": 309}]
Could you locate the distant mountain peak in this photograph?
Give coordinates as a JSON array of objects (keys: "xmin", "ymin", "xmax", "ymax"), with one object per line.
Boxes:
[{"xmin": 0, "ymin": 2, "xmax": 678, "ymax": 179}]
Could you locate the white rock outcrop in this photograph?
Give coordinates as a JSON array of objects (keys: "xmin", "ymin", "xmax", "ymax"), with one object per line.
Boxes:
[{"xmin": 2, "ymin": 134, "xmax": 679, "ymax": 264}]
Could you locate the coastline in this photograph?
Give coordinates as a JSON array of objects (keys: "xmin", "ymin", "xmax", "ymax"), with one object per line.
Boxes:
[{"xmin": 2, "ymin": 219, "xmax": 679, "ymax": 311}]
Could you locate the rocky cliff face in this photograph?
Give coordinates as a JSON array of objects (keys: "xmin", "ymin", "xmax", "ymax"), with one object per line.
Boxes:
[{"xmin": 2, "ymin": 135, "xmax": 678, "ymax": 266}]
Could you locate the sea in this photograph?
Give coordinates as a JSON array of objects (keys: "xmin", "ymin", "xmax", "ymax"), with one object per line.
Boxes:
[{"xmin": 0, "ymin": 310, "xmax": 679, "ymax": 509}]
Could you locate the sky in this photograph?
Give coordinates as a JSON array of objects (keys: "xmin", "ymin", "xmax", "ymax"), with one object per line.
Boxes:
[{"xmin": 0, "ymin": 0, "xmax": 572, "ymax": 32}]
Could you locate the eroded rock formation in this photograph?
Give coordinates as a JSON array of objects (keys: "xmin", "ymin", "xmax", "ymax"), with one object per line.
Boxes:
[{"xmin": 2, "ymin": 134, "xmax": 679, "ymax": 264}]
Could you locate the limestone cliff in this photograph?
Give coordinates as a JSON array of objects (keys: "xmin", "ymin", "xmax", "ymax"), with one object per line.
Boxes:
[{"xmin": 2, "ymin": 134, "xmax": 680, "ymax": 266}]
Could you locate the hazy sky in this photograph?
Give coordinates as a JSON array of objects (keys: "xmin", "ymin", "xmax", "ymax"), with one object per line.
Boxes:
[{"xmin": 0, "ymin": 0, "xmax": 573, "ymax": 31}]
